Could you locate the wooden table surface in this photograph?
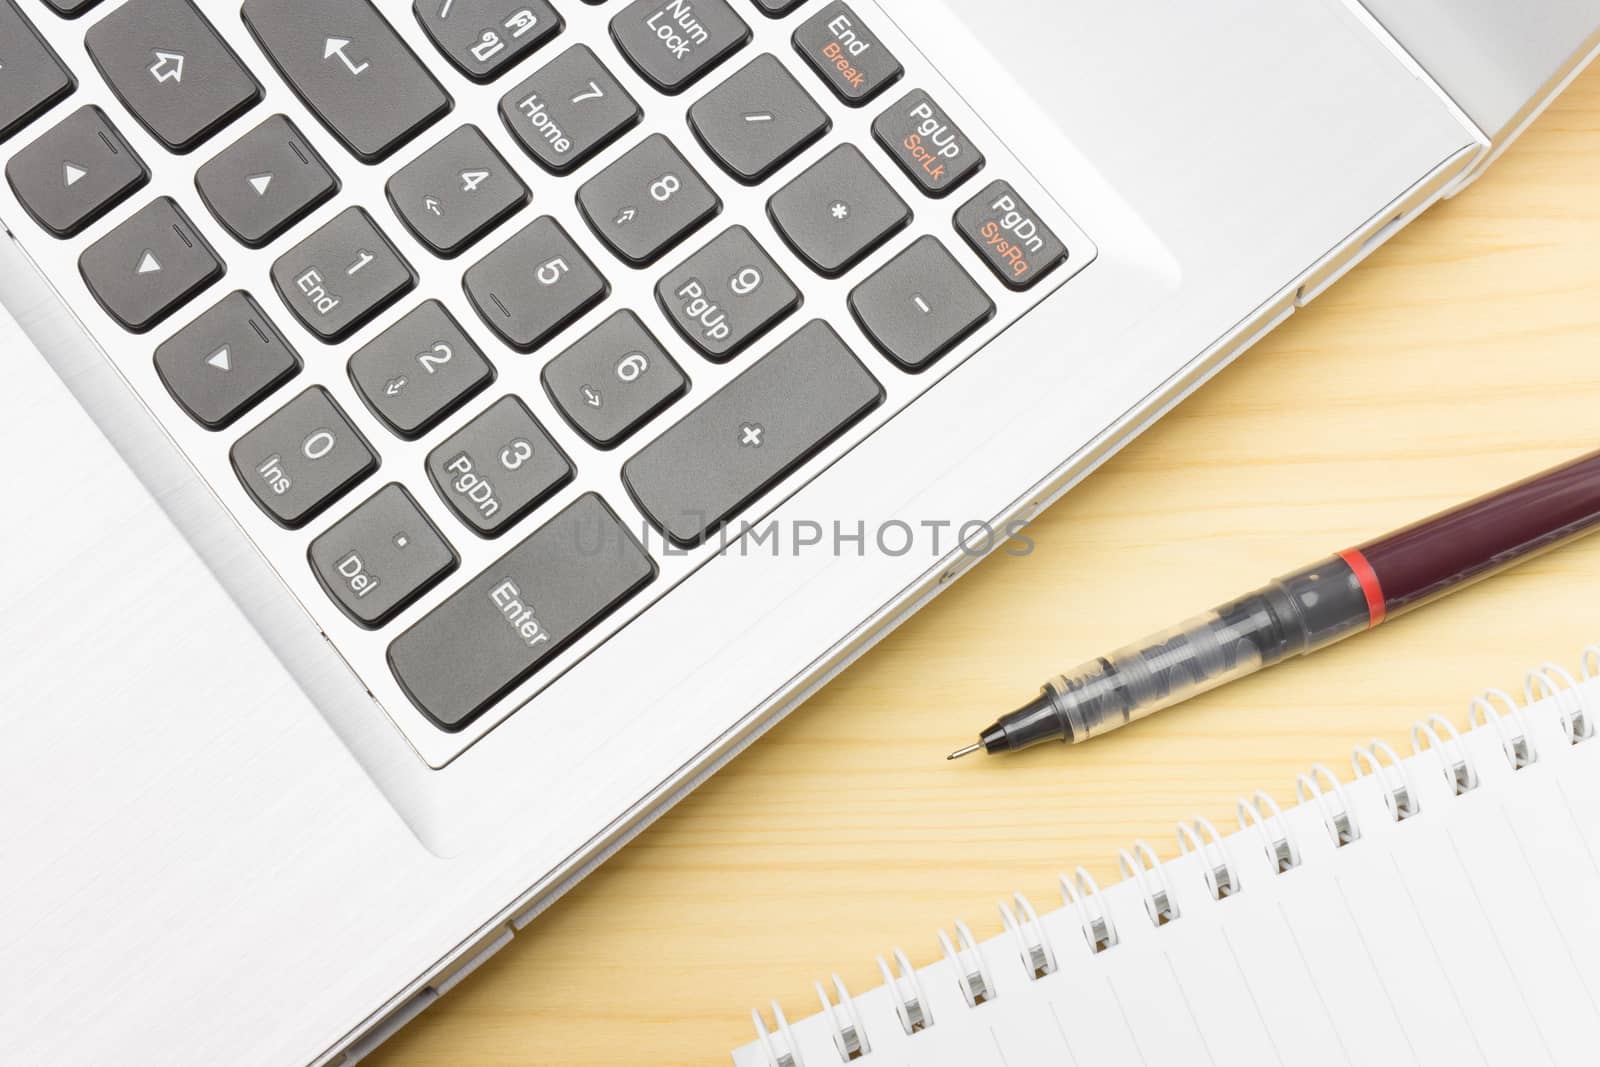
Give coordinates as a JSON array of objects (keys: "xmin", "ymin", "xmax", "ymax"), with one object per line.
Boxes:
[{"xmin": 373, "ymin": 68, "xmax": 1600, "ymax": 1067}]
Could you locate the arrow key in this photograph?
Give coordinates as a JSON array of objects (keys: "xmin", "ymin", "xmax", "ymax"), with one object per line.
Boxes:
[
  {"xmin": 386, "ymin": 124, "xmax": 528, "ymax": 258},
  {"xmin": 197, "ymin": 114, "xmax": 338, "ymax": 248},
  {"xmin": 85, "ymin": 0, "xmax": 261, "ymax": 153},
  {"xmin": 349, "ymin": 300, "xmax": 495, "ymax": 438},
  {"xmin": 79, "ymin": 196, "xmax": 224, "ymax": 332},
  {"xmin": 154, "ymin": 291, "xmax": 301, "ymax": 429},
  {"xmin": 542, "ymin": 310, "xmax": 686, "ymax": 448},
  {"xmin": 5, "ymin": 106, "xmax": 149, "ymax": 238}
]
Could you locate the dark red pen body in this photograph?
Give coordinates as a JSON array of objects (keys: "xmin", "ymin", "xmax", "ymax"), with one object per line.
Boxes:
[{"xmin": 1343, "ymin": 447, "xmax": 1600, "ymax": 625}]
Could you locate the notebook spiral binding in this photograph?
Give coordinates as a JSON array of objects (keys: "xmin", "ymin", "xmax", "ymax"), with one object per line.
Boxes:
[{"xmin": 749, "ymin": 646, "xmax": 1600, "ymax": 1066}]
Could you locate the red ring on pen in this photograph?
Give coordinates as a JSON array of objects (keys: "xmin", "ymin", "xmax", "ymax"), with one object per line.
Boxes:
[{"xmin": 1338, "ymin": 548, "xmax": 1387, "ymax": 628}]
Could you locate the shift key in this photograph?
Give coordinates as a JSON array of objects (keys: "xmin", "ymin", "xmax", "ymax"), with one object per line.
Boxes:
[{"xmin": 388, "ymin": 493, "xmax": 656, "ymax": 730}]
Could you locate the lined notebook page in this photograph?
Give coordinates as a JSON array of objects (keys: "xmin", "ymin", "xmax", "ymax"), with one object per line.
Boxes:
[{"xmin": 733, "ymin": 659, "xmax": 1600, "ymax": 1067}]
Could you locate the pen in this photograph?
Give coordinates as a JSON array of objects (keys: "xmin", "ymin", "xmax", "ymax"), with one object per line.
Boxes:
[{"xmin": 949, "ymin": 447, "xmax": 1600, "ymax": 760}]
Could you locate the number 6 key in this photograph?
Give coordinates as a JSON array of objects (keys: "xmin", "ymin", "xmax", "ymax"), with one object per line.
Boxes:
[{"xmin": 542, "ymin": 310, "xmax": 688, "ymax": 449}]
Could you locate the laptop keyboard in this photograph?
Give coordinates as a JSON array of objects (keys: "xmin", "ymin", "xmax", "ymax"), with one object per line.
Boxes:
[{"xmin": 1, "ymin": 0, "xmax": 1094, "ymax": 754}]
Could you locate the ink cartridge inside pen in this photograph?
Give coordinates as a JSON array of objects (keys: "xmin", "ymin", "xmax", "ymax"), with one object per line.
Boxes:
[{"xmin": 976, "ymin": 556, "xmax": 1377, "ymax": 754}]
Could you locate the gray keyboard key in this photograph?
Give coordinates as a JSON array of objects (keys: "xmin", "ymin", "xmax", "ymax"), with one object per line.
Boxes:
[
  {"xmin": 0, "ymin": 0, "xmax": 74, "ymax": 145},
  {"xmin": 40, "ymin": 0, "xmax": 102, "ymax": 15},
  {"xmin": 242, "ymin": 0, "xmax": 452, "ymax": 164},
  {"xmin": 654, "ymin": 224, "xmax": 797, "ymax": 361},
  {"xmin": 349, "ymin": 300, "xmax": 494, "ymax": 438},
  {"xmin": 792, "ymin": 1, "xmax": 900, "ymax": 106},
  {"xmin": 414, "ymin": 0, "xmax": 563, "ymax": 83},
  {"xmin": 154, "ymin": 290, "xmax": 301, "ymax": 428},
  {"xmin": 309, "ymin": 484, "xmax": 457, "ymax": 628},
  {"xmin": 464, "ymin": 215, "xmax": 608, "ymax": 351},
  {"xmin": 622, "ymin": 319, "xmax": 882, "ymax": 546},
  {"xmin": 871, "ymin": 89, "xmax": 984, "ymax": 198},
  {"xmin": 195, "ymin": 114, "xmax": 338, "ymax": 248},
  {"xmin": 577, "ymin": 133, "xmax": 719, "ymax": 266},
  {"xmin": 609, "ymin": 0, "xmax": 750, "ymax": 95},
  {"xmin": 271, "ymin": 207, "xmax": 416, "ymax": 342},
  {"xmin": 386, "ymin": 124, "xmax": 529, "ymax": 258},
  {"xmin": 687, "ymin": 53, "xmax": 828, "ymax": 184},
  {"xmin": 498, "ymin": 44, "xmax": 640, "ymax": 175},
  {"xmin": 849, "ymin": 235, "xmax": 992, "ymax": 372},
  {"xmin": 427, "ymin": 395, "xmax": 574, "ymax": 537},
  {"xmin": 767, "ymin": 142, "xmax": 909, "ymax": 277},
  {"xmin": 79, "ymin": 196, "xmax": 224, "ymax": 332},
  {"xmin": 85, "ymin": 0, "xmax": 261, "ymax": 153},
  {"xmin": 231, "ymin": 385, "xmax": 378, "ymax": 528},
  {"xmin": 388, "ymin": 492, "xmax": 655, "ymax": 730},
  {"xmin": 954, "ymin": 179, "xmax": 1069, "ymax": 291},
  {"xmin": 6, "ymin": 106, "xmax": 146, "ymax": 237},
  {"xmin": 542, "ymin": 310, "xmax": 687, "ymax": 448},
  {"xmin": 752, "ymin": 0, "xmax": 806, "ymax": 15}
]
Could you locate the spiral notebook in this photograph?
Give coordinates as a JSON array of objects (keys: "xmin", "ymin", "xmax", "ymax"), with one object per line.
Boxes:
[{"xmin": 733, "ymin": 647, "xmax": 1600, "ymax": 1067}]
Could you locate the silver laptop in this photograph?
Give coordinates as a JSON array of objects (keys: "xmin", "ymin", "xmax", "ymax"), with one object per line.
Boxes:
[{"xmin": 4, "ymin": 0, "xmax": 1597, "ymax": 1061}]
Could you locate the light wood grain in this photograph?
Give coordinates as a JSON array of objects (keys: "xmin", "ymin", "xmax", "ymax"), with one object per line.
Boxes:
[{"xmin": 370, "ymin": 69, "xmax": 1600, "ymax": 1066}]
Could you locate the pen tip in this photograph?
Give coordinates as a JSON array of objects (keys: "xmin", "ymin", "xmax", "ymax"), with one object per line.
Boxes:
[{"xmin": 946, "ymin": 742, "xmax": 982, "ymax": 761}]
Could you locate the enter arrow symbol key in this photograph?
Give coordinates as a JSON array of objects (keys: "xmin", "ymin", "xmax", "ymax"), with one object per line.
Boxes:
[{"xmin": 323, "ymin": 37, "xmax": 370, "ymax": 76}]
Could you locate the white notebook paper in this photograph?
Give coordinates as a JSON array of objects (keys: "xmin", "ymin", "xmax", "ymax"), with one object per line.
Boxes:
[{"xmin": 733, "ymin": 647, "xmax": 1600, "ymax": 1067}]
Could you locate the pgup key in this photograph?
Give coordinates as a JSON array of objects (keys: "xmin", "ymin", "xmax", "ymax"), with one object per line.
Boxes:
[
  {"xmin": 654, "ymin": 225, "xmax": 798, "ymax": 362},
  {"xmin": 872, "ymin": 89, "xmax": 984, "ymax": 198}
]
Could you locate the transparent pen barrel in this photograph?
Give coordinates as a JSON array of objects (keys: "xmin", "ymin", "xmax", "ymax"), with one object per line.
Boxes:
[{"xmin": 1045, "ymin": 608, "xmax": 1268, "ymax": 742}]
